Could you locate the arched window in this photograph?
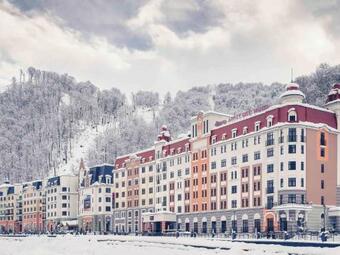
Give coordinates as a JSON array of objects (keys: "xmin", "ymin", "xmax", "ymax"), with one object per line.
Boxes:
[
  {"xmin": 288, "ymin": 108, "xmax": 297, "ymax": 122},
  {"xmin": 266, "ymin": 115, "xmax": 274, "ymax": 127}
]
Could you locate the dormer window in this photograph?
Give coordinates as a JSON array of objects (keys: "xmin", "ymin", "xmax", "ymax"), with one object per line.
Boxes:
[
  {"xmin": 177, "ymin": 147, "xmax": 182, "ymax": 154},
  {"xmin": 255, "ymin": 121, "xmax": 261, "ymax": 132},
  {"xmin": 185, "ymin": 143, "xmax": 189, "ymax": 152},
  {"xmin": 211, "ymin": 135, "xmax": 217, "ymax": 144},
  {"xmin": 288, "ymin": 108, "xmax": 297, "ymax": 122},
  {"xmin": 243, "ymin": 127, "xmax": 248, "ymax": 135},
  {"xmin": 142, "ymin": 158, "xmax": 145, "ymax": 163},
  {"xmin": 266, "ymin": 115, "xmax": 274, "ymax": 127},
  {"xmin": 149, "ymin": 156, "xmax": 153, "ymax": 161},
  {"xmin": 222, "ymin": 133, "xmax": 227, "ymax": 140},
  {"xmin": 163, "ymin": 150, "xmax": 167, "ymax": 157},
  {"xmin": 171, "ymin": 148, "xmax": 175, "ymax": 155},
  {"xmin": 232, "ymin": 128, "xmax": 237, "ymax": 138},
  {"xmin": 106, "ymin": 176, "xmax": 111, "ymax": 184}
]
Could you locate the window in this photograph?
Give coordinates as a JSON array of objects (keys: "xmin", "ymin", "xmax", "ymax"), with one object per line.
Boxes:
[
  {"xmin": 211, "ymin": 161, "xmax": 216, "ymax": 169},
  {"xmin": 267, "ymin": 196, "xmax": 273, "ymax": 209},
  {"xmin": 231, "ymin": 157, "xmax": 237, "ymax": 165},
  {"xmin": 231, "ymin": 186, "xmax": 237, "ymax": 194},
  {"xmin": 288, "ymin": 109, "xmax": 297, "ymax": 122},
  {"xmin": 301, "ymin": 178, "xmax": 304, "ymax": 187},
  {"xmin": 288, "ymin": 145, "xmax": 296, "ymax": 154},
  {"xmin": 280, "ymin": 178, "xmax": 284, "ymax": 188},
  {"xmin": 321, "ymin": 180, "xmax": 324, "ymax": 189},
  {"xmin": 321, "ymin": 164, "xmax": 325, "ymax": 173},
  {"xmin": 267, "ymin": 116, "xmax": 273, "ymax": 127},
  {"xmin": 221, "ymin": 159, "xmax": 227, "ymax": 167},
  {"xmin": 288, "ymin": 161, "xmax": 296, "ymax": 170},
  {"xmin": 267, "ymin": 180, "xmax": 274, "ymax": 194},
  {"xmin": 242, "ymin": 154, "xmax": 248, "ymax": 163},
  {"xmin": 267, "ymin": 164, "xmax": 274, "ymax": 173},
  {"xmin": 301, "ymin": 162, "xmax": 304, "ymax": 171},
  {"xmin": 288, "ymin": 128, "xmax": 297, "ymax": 142},
  {"xmin": 288, "ymin": 194, "xmax": 296, "ymax": 203},
  {"xmin": 320, "ymin": 132, "xmax": 326, "ymax": 146},
  {"xmin": 254, "ymin": 151, "xmax": 261, "ymax": 160},
  {"xmin": 231, "ymin": 200, "xmax": 237, "ymax": 208},
  {"xmin": 320, "ymin": 148, "xmax": 325, "ymax": 157},
  {"xmin": 232, "ymin": 129, "xmax": 237, "ymax": 138},
  {"xmin": 255, "ymin": 122, "xmax": 260, "ymax": 131},
  {"xmin": 288, "ymin": 178, "xmax": 296, "ymax": 187},
  {"xmin": 266, "ymin": 132, "xmax": 274, "ymax": 146},
  {"xmin": 267, "ymin": 148, "xmax": 274, "ymax": 157},
  {"xmin": 280, "ymin": 162, "xmax": 284, "ymax": 171}
]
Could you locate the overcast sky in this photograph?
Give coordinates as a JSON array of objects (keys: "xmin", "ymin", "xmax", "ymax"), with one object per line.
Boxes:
[{"xmin": 0, "ymin": 0, "xmax": 340, "ymax": 94}]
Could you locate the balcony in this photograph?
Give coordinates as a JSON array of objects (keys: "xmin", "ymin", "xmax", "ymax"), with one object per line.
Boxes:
[{"xmin": 265, "ymin": 139, "xmax": 274, "ymax": 146}]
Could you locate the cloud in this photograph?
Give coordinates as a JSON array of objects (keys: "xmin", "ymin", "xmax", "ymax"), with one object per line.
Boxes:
[{"xmin": 0, "ymin": 0, "xmax": 340, "ymax": 95}]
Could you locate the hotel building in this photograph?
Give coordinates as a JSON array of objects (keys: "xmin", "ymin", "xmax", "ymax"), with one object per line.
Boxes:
[
  {"xmin": 113, "ymin": 83, "xmax": 340, "ymax": 234},
  {"xmin": 0, "ymin": 182, "xmax": 22, "ymax": 233},
  {"xmin": 78, "ymin": 162, "xmax": 114, "ymax": 233},
  {"xmin": 22, "ymin": 180, "xmax": 45, "ymax": 233},
  {"xmin": 45, "ymin": 175, "xmax": 78, "ymax": 232}
]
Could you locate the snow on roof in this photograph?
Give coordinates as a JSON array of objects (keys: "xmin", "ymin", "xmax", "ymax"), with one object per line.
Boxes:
[
  {"xmin": 279, "ymin": 89, "xmax": 305, "ymax": 99},
  {"xmin": 190, "ymin": 110, "xmax": 233, "ymax": 120}
]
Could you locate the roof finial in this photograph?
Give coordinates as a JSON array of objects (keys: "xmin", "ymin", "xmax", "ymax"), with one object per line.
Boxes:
[{"xmin": 291, "ymin": 68, "xmax": 294, "ymax": 83}]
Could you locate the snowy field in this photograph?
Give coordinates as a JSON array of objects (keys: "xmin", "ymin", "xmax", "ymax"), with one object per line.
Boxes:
[{"xmin": 1, "ymin": 235, "xmax": 339, "ymax": 255}]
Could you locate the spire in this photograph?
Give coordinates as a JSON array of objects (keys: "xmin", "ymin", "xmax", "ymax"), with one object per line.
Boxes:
[{"xmin": 291, "ymin": 68, "xmax": 294, "ymax": 83}]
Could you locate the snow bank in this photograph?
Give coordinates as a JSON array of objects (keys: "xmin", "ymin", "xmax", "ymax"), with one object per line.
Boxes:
[{"xmin": 1, "ymin": 235, "xmax": 339, "ymax": 255}]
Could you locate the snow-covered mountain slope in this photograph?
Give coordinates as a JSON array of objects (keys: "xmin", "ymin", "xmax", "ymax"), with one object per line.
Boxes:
[{"xmin": 53, "ymin": 123, "xmax": 112, "ymax": 176}]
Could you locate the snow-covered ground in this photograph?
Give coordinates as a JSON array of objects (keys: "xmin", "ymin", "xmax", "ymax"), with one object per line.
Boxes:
[
  {"xmin": 1, "ymin": 235, "xmax": 339, "ymax": 255},
  {"xmin": 54, "ymin": 123, "xmax": 111, "ymax": 176}
]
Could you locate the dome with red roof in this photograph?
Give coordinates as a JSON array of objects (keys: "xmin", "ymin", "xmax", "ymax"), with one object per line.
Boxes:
[{"xmin": 280, "ymin": 82, "xmax": 305, "ymax": 104}]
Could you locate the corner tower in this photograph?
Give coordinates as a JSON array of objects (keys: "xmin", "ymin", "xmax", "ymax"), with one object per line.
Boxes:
[
  {"xmin": 325, "ymin": 83, "xmax": 340, "ymax": 206},
  {"xmin": 279, "ymin": 82, "xmax": 305, "ymax": 104}
]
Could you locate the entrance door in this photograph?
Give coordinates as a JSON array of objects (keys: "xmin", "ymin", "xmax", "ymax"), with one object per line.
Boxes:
[
  {"xmin": 279, "ymin": 218, "xmax": 287, "ymax": 231},
  {"xmin": 193, "ymin": 222, "xmax": 198, "ymax": 233},
  {"xmin": 106, "ymin": 220, "xmax": 110, "ymax": 232},
  {"xmin": 267, "ymin": 218, "xmax": 274, "ymax": 232},
  {"xmin": 254, "ymin": 219, "xmax": 261, "ymax": 232},
  {"xmin": 154, "ymin": 222, "xmax": 161, "ymax": 233},
  {"xmin": 221, "ymin": 221, "xmax": 226, "ymax": 233},
  {"xmin": 185, "ymin": 223, "xmax": 190, "ymax": 232}
]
